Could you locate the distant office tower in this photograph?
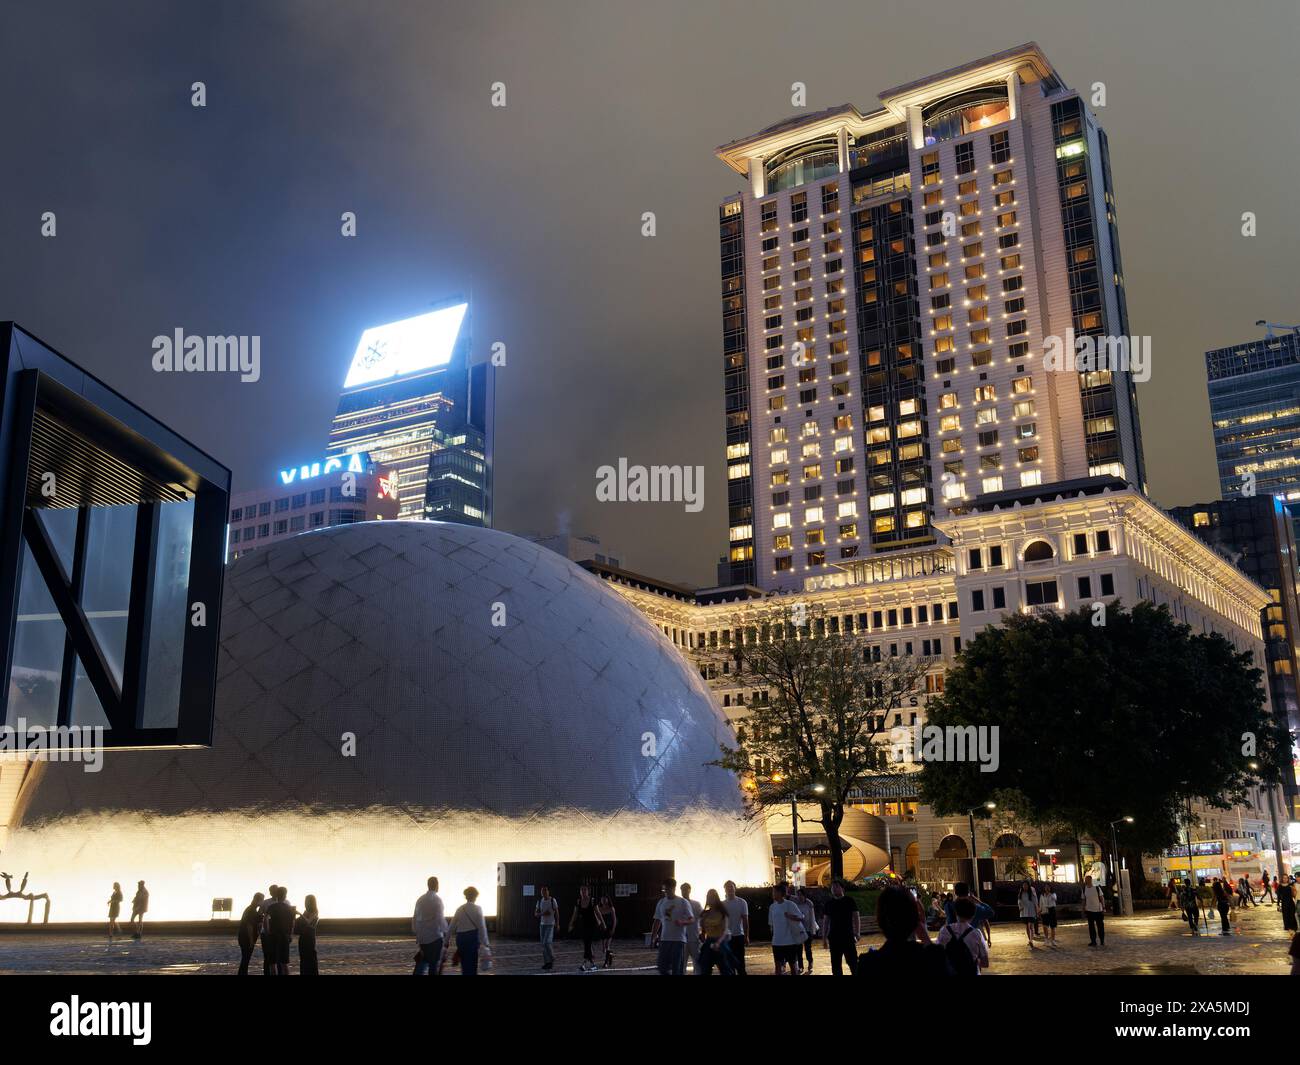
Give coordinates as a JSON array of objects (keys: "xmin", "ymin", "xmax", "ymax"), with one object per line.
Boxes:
[
  {"xmin": 328, "ymin": 300, "xmax": 493, "ymax": 524},
  {"xmin": 1206, "ymin": 330, "xmax": 1300, "ymax": 537},
  {"xmin": 1170, "ymin": 496, "xmax": 1300, "ymax": 817},
  {"xmin": 226, "ymin": 452, "xmax": 400, "ymax": 562},
  {"xmin": 715, "ymin": 43, "xmax": 1145, "ymax": 590}
]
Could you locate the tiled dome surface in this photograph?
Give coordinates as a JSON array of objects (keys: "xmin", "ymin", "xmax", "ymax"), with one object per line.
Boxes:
[{"xmin": 8, "ymin": 522, "xmax": 770, "ymax": 918}]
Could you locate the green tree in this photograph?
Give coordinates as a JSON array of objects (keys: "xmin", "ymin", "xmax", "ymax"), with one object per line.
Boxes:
[
  {"xmin": 712, "ymin": 609, "xmax": 930, "ymax": 882},
  {"xmin": 918, "ymin": 602, "xmax": 1285, "ymax": 878}
]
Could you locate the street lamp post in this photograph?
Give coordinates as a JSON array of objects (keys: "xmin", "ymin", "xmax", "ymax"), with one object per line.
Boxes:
[
  {"xmin": 1109, "ymin": 816, "xmax": 1133, "ymax": 914},
  {"xmin": 967, "ymin": 802, "xmax": 996, "ymax": 891}
]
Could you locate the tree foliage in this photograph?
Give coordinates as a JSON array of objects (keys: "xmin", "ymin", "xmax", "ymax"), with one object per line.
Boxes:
[
  {"xmin": 918, "ymin": 602, "xmax": 1285, "ymax": 857},
  {"xmin": 712, "ymin": 609, "xmax": 930, "ymax": 880}
]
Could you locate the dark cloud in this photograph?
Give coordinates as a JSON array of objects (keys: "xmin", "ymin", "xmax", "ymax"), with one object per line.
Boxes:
[{"xmin": 3, "ymin": 0, "xmax": 1297, "ymax": 585}]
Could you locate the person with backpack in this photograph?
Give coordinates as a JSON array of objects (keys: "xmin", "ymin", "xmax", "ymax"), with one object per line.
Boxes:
[
  {"xmin": 944, "ymin": 882, "xmax": 995, "ymax": 944},
  {"xmin": 935, "ymin": 897, "xmax": 988, "ymax": 975}
]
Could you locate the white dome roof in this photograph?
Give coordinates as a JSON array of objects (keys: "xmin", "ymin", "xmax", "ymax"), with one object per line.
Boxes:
[{"xmin": 8, "ymin": 522, "xmax": 770, "ymax": 920}]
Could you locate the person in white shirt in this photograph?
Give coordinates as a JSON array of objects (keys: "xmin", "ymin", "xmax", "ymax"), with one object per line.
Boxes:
[
  {"xmin": 768, "ymin": 883, "xmax": 807, "ymax": 976},
  {"xmin": 722, "ymin": 880, "xmax": 751, "ymax": 976},
  {"xmin": 1016, "ymin": 881, "xmax": 1039, "ymax": 947},
  {"xmin": 651, "ymin": 878, "xmax": 694, "ymax": 975},
  {"xmin": 1039, "ymin": 886, "xmax": 1059, "ymax": 945},
  {"xmin": 1082, "ymin": 874, "xmax": 1106, "ymax": 947},
  {"xmin": 936, "ymin": 896, "xmax": 990, "ymax": 974},
  {"xmin": 412, "ymin": 876, "xmax": 447, "ymax": 975},
  {"xmin": 795, "ymin": 887, "xmax": 819, "ymax": 974},
  {"xmin": 534, "ymin": 886, "xmax": 558, "ymax": 971},
  {"xmin": 680, "ymin": 883, "xmax": 704, "ymax": 974},
  {"xmin": 449, "ymin": 886, "xmax": 492, "ymax": 975}
]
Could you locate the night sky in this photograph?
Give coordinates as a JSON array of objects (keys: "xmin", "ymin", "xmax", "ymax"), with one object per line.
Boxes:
[{"xmin": 3, "ymin": 0, "xmax": 1297, "ymax": 586}]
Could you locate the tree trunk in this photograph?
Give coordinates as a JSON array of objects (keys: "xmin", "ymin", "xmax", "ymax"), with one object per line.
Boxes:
[{"xmin": 823, "ymin": 803, "xmax": 845, "ymax": 883}]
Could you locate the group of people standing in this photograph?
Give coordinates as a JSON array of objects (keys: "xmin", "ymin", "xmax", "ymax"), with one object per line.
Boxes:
[
  {"xmin": 1173, "ymin": 868, "xmax": 1298, "ymax": 937},
  {"xmin": 106, "ymin": 880, "xmax": 149, "ymax": 943},
  {"xmin": 236, "ymin": 886, "xmax": 318, "ymax": 975},
  {"xmin": 647, "ymin": 878, "xmax": 861, "ymax": 976}
]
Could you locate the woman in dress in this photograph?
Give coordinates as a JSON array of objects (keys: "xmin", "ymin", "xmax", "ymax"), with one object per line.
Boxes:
[
  {"xmin": 449, "ymin": 886, "xmax": 492, "ymax": 976},
  {"xmin": 1038, "ymin": 884, "xmax": 1058, "ymax": 946},
  {"xmin": 296, "ymin": 894, "xmax": 320, "ymax": 975},
  {"xmin": 1016, "ymin": 881, "xmax": 1039, "ymax": 947},
  {"xmin": 1281, "ymin": 877, "xmax": 1298, "ymax": 932},
  {"xmin": 107, "ymin": 882, "xmax": 123, "ymax": 943},
  {"xmin": 596, "ymin": 894, "xmax": 618, "ymax": 969}
]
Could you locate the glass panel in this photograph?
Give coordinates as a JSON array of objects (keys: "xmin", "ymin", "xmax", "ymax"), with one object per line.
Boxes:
[
  {"xmin": 69, "ymin": 658, "xmax": 111, "ymax": 729},
  {"xmin": 40, "ymin": 507, "xmax": 79, "ymax": 573},
  {"xmin": 81, "ymin": 504, "xmax": 137, "ymax": 687},
  {"xmin": 8, "ymin": 544, "xmax": 63, "ymax": 726},
  {"xmin": 142, "ymin": 499, "xmax": 195, "ymax": 728}
]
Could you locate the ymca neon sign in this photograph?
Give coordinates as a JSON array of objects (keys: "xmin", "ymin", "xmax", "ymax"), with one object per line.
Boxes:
[{"xmin": 279, "ymin": 453, "xmax": 367, "ymax": 485}]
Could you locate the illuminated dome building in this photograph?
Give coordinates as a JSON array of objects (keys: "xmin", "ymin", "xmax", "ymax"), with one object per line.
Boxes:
[{"xmin": 6, "ymin": 522, "xmax": 770, "ymax": 920}]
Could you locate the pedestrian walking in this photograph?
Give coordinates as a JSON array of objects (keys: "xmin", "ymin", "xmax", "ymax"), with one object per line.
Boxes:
[
  {"xmin": 795, "ymin": 887, "xmax": 819, "ymax": 974},
  {"xmin": 449, "ymin": 886, "xmax": 492, "ymax": 975},
  {"xmin": 568, "ymin": 884, "xmax": 603, "ymax": 972},
  {"xmin": 534, "ymin": 886, "xmax": 558, "ymax": 971},
  {"xmin": 680, "ymin": 883, "xmax": 703, "ymax": 974},
  {"xmin": 1260, "ymin": 870, "xmax": 1275, "ymax": 905},
  {"xmin": 1179, "ymin": 879, "xmax": 1202, "ymax": 936},
  {"xmin": 296, "ymin": 894, "xmax": 319, "ymax": 974},
  {"xmin": 822, "ymin": 879, "xmax": 860, "ymax": 976},
  {"xmin": 1039, "ymin": 885, "xmax": 1058, "ymax": 946},
  {"xmin": 412, "ymin": 876, "xmax": 447, "ymax": 975},
  {"xmin": 768, "ymin": 883, "xmax": 807, "ymax": 976},
  {"xmin": 721, "ymin": 880, "xmax": 750, "ymax": 976},
  {"xmin": 237, "ymin": 892, "xmax": 264, "ymax": 976},
  {"xmin": 651, "ymin": 878, "xmax": 692, "ymax": 975},
  {"xmin": 936, "ymin": 896, "xmax": 989, "ymax": 975},
  {"xmin": 1082, "ymin": 874, "xmax": 1106, "ymax": 947},
  {"xmin": 1212, "ymin": 878, "xmax": 1232, "ymax": 935},
  {"xmin": 1016, "ymin": 881, "xmax": 1039, "ymax": 947},
  {"xmin": 596, "ymin": 895, "xmax": 617, "ymax": 969},
  {"xmin": 696, "ymin": 889, "xmax": 733, "ymax": 975},
  {"xmin": 107, "ymin": 882, "xmax": 123, "ymax": 943},
  {"xmin": 129, "ymin": 880, "xmax": 149, "ymax": 940},
  {"xmin": 1281, "ymin": 877, "xmax": 1298, "ymax": 933}
]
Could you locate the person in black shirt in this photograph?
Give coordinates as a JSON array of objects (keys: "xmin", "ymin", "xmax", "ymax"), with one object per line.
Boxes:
[
  {"xmin": 237, "ymin": 892, "xmax": 265, "ymax": 976},
  {"xmin": 265, "ymin": 886, "xmax": 297, "ymax": 975},
  {"xmin": 822, "ymin": 880, "xmax": 860, "ymax": 976},
  {"xmin": 296, "ymin": 894, "xmax": 320, "ymax": 975},
  {"xmin": 856, "ymin": 886, "xmax": 953, "ymax": 978}
]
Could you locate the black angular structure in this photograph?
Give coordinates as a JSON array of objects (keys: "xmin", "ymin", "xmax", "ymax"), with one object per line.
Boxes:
[{"xmin": 0, "ymin": 323, "xmax": 230, "ymax": 748}]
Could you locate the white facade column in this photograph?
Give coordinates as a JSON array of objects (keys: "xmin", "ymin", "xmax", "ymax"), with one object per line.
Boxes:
[
  {"xmin": 748, "ymin": 157, "xmax": 765, "ymax": 198},
  {"xmin": 907, "ymin": 105, "xmax": 924, "ymax": 149},
  {"xmin": 837, "ymin": 126, "xmax": 849, "ymax": 172},
  {"xmin": 1006, "ymin": 71, "xmax": 1020, "ymax": 121}
]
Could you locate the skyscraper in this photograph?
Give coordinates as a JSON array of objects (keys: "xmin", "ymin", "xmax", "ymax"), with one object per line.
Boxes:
[
  {"xmin": 328, "ymin": 299, "xmax": 493, "ymax": 525},
  {"xmin": 715, "ymin": 43, "xmax": 1145, "ymax": 590},
  {"xmin": 1205, "ymin": 330, "xmax": 1300, "ymax": 539}
]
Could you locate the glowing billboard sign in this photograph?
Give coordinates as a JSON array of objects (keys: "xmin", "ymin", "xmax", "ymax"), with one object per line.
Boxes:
[
  {"xmin": 343, "ymin": 303, "xmax": 468, "ymax": 389},
  {"xmin": 279, "ymin": 452, "xmax": 367, "ymax": 485}
]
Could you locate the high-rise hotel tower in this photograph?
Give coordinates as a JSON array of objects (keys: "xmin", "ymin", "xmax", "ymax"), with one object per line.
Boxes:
[{"xmin": 716, "ymin": 44, "xmax": 1145, "ymax": 590}]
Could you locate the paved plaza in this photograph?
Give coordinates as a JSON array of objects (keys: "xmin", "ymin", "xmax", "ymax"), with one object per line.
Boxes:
[{"xmin": 0, "ymin": 902, "xmax": 1293, "ymax": 975}]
